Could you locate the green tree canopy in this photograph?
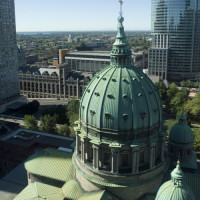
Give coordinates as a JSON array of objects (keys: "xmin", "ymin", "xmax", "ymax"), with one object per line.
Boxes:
[
  {"xmin": 42, "ymin": 105, "xmax": 67, "ymax": 124},
  {"xmin": 155, "ymin": 82, "xmax": 167, "ymax": 104},
  {"xmin": 20, "ymin": 100, "xmax": 40, "ymax": 115},
  {"xmin": 58, "ymin": 124, "xmax": 71, "ymax": 137},
  {"xmin": 39, "ymin": 114, "xmax": 57, "ymax": 134},
  {"xmin": 66, "ymin": 100, "xmax": 80, "ymax": 126},
  {"xmin": 185, "ymin": 93, "xmax": 200, "ymax": 122},
  {"xmin": 181, "ymin": 80, "xmax": 195, "ymax": 88},
  {"xmin": 169, "ymin": 88, "xmax": 189, "ymax": 116},
  {"xmin": 167, "ymin": 83, "xmax": 179, "ymax": 100},
  {"xmin": 192, "ymin": 128, "xmax": 200, "ymax": 152},
  {"xmin": 24, "ymin": 115, "xmax": 38, "ymax": 130}
]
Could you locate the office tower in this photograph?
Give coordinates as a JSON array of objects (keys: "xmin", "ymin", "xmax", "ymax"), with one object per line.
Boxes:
[
  {"xmin": 0, "ymin": 0, "xmax": 19, "ymax": 105},
  {"xmin": 149, "ymin": 0, "xmax": 200, "ymax": 82}
]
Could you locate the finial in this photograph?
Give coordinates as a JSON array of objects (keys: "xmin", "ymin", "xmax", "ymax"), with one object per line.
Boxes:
[
  {"xmin": 177, "ymin": 159, "xmax": 181, "ymax": 168},
  {"xmin": 119, "ymin": 0, "xmax": 123, "ymax": 17},
  {"xmin": 171, "ymin": 160, "xmax": 184, "ymax": 186},
  {"xmin": 178, "ymin": 111, "xmax": 187, "ymax": 124}
]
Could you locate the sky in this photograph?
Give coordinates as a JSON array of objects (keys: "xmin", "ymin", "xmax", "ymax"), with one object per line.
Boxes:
[{"xmin": 15, "ymin": 0, "xmax": 151, "ymax": 32}]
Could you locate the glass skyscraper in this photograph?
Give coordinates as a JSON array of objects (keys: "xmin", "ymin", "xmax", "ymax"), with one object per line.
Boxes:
[
  {"xmin": 0, "ymin": 0, "xmax": 19, "ymax": 105},
  {"xmin": 149, "ymin": 0, "xmax": 200, "ymax": 82}
]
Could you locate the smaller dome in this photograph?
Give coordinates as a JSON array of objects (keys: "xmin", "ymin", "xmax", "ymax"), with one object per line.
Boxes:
[
  {"xmin": 156, "ymin": 161, "xmax": 195, "ymax": 200},
  {"xmin": 169, "ymin": 113, "xmax": 194, "ymax": 145}
]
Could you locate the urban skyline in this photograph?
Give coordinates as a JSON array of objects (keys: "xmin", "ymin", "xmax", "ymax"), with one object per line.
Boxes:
[
  {"xmin": 15, "ymin": 0, "xmax": 151, "ymax": 32},
  {"xmin": 0, "ymin": 0, "xmax": 19, "ymax": 110},
  {"xmin": 148, "ymin": 0, "xmax": 200, "ymax": 82}
]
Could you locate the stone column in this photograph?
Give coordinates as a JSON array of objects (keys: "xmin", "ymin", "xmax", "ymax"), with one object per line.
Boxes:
[
  {"xmin": 149, "ymin": 145, "xmax": 156, "ymax": 169},
  {"xmin": 42, "ymin": 83, "xmax": 44, "ymax": 97},
  {"xmin": 77, "ymin": 80, "xmax": 79, "ymax": 99},
  {"xmin": 161, "ymin": 140, "xmax": 165, "ymax": 162},
  {"xmin": 136, "ymin": 150, "xmax": 140, "ymax": 173},
  {"xmin": 80, "ymin": 138, "xmax": 87, "ymax": 163},
  {"xmin": 93, "ymin": 144, "xmax": 99, "ymax": 170},
  {"xmin": 76, "ymin": 134, "xmax": 79, "ymax": 154},
  {"xmin": 81, "ymin": 141, "xmax": 84, "ymax": 162},
  {"xmin": 131, "ymin": 150, "xmax": 137, "ymax": 173},
  {"xmin": 111, "ymin": 149, "xmax": 119, "ymax": 173}
]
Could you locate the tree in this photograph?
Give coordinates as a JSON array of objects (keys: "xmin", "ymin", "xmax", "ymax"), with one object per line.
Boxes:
[
  {"xmin": 181, "ymin": 80, "xmax": 196, "ymax": 88},
  {"xmin": 192, "ymin": 128, "xmax": 200, "ymax": 152},
  {"xmin": 155, "ymin": 82, "xmax": 167, "ymax": 104},
  {"xmin": 66, "ymin": 100, "xmax": 80, "ymax": 126},
  {"xmin": 20, "ymin": 100, "xmax": 40, "ymax": 115},
  {"xmin": 39, "ymin": 114, "xmax": 57, "ymax": 133},
  {"xmin": 58, "ymin": 124, "xmax": 71, "ymax": 136},
  {"xmin": 167, "ymin": 83, "xmax": 179, "ymax": 100},
  {"xmin": 169, "ymin": 88, "xmax": 189, "ymax": 116},
  {"xmin": 185, "ymin": 93, "xmax": 200, "ymax": 123},
  {"xmin": 42, "ymin": 105, "xmax": 67, "ymax": 124},
  {"xmin": 24, "ymin": 115, "xmax": 38, "ymax": 130}
]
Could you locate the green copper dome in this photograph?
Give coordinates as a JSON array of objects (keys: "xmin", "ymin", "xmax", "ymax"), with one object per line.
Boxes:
[
  {"xmin": 79, "ymin": 10, "xmax": 163, "ymax": 136},
  {"xmin": 155, "ymin": 161, "xmax": 195, "ymax": 200},
  {"xmin": 169, "ymin": 113, "xmax": 194, "ymax": 146}
]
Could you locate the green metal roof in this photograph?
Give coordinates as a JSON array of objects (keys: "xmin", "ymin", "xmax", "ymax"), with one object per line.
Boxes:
[
  {"xmin": 156, "ymin": 162, "xmax": 195, "ymax": 200},
  {"xmin": 78, "ymin": 190, "xmax": 119, "ymax": 200},
  {"xmin": 169, "ymin": 113, "xmax": 194, "ymax": 145},
  {"xmin": 14, "ymin": 182, "xmax": 119, "ymax": 200},
  {"xmin": 25, "ymin": 148, "xmax": 74, "ymax": 182},
  {"xmin": 184, "ymin": 173, "xmax": 200, "ymax": 199},
  {"xmin": 13, "ymin": 182, "xmax": 64, "ymax": 200},
  {"xmin": 62, "ymin": 180, "xmax": 83, "ymax": 199},
  {"xmin": 172, "ymin": 152, "xmax": 197, "ymax": 170},
  {"xmin": 79, "ymin": 9, "xmax": 163, "ymax": 136},
  {"xmin": 80, "ymin": 65, "xmax": 162, "ymax": 134}
]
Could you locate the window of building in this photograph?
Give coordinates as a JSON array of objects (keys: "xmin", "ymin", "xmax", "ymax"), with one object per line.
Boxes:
[{"xmin": 121, "ymin": 153, "xmax": 129, "ymax": 167}]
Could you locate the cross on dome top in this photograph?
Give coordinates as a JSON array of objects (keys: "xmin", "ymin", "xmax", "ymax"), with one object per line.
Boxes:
[{"xmin": 119, "ymin": 0, "xmax": 123, "ymax": 17}]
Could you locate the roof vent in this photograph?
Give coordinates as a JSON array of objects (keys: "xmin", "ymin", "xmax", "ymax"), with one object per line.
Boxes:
[
  {"xmin": 105, "ymin": 113, "xmax": 110, "ymax": 119},
  {"xmin": 107, "ymin": 94, "xmax": 114, "ymax": 99},
  {"xmin": 103, "ymin": 77, "xmax": 107, "ymax": 81},
  {"xmin": 94, "ymin": 92, "xmax": 100, "ymax": 96},
  {"xmin": 123, "ymin": 94, "xmax": 128, "ymax": 98},
  {"xmin": 112, "ymin": 78, "xmax": 117, "ymax": 82},
  {"xmin": 90, "ymin": 110, "xmax": 96, "ymax": 115},
  {"xmin": 123, "ymin": 114, "xmax": 128, "ymax": 120},
  {"xmin": 140, "ymin": 112, "xmax": 146, "ymax": 119}
]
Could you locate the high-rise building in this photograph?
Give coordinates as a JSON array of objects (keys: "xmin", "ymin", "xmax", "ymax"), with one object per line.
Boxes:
[
  {"xmin": 149, "ymin": 0, "xmax": 200, "ymax": 82},
  {"xmin": 0, "ymin": 0, "xmax": 19, "ymax": 106}
]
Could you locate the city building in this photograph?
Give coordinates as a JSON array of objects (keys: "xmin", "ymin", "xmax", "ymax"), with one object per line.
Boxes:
[
  {"xmin": 148, "ymin": 0, "xmax": 200, "ymax": 82},
  {"xmin": 59, "ymin": 49, "xmax": 68, "ymax": 64},
  {"xmin": 0, "ymin": 0, "xmax": 20, "ymax": 110},
  {"xmin": 132, "ymin": 50, "xmax": 148, "ymax": 69},
  {"xmin": 65, "ymin": 51, "xmax": 110, "ymax": 73},
  {"xmin": 19, "ymin": 65, "xmax": 91, "ymax": 99},
  {"xmin": 17, "ymin": 45, "xmax": 26, "ymax": 68},
  {"xmin": 26, "ymin": 55, "xmax": 38, "ymax": 65}
]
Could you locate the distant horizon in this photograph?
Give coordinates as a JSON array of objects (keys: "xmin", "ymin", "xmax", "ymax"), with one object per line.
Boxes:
[
  {"xmin": 15, "ymin": 0, "xmax": 151, "ymax": 32},
  {"xmin": 16, "ymin": 29, "xmax": 151, "ymax": 33}
]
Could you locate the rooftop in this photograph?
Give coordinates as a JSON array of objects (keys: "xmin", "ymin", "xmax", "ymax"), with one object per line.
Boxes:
[
  {"xmin": 66, "ymin": 51, "xmax": 110, "ymax": 60},
  {"xmin": 4, "ymin": 128, "xmax": 75, "ymax": 149}
]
